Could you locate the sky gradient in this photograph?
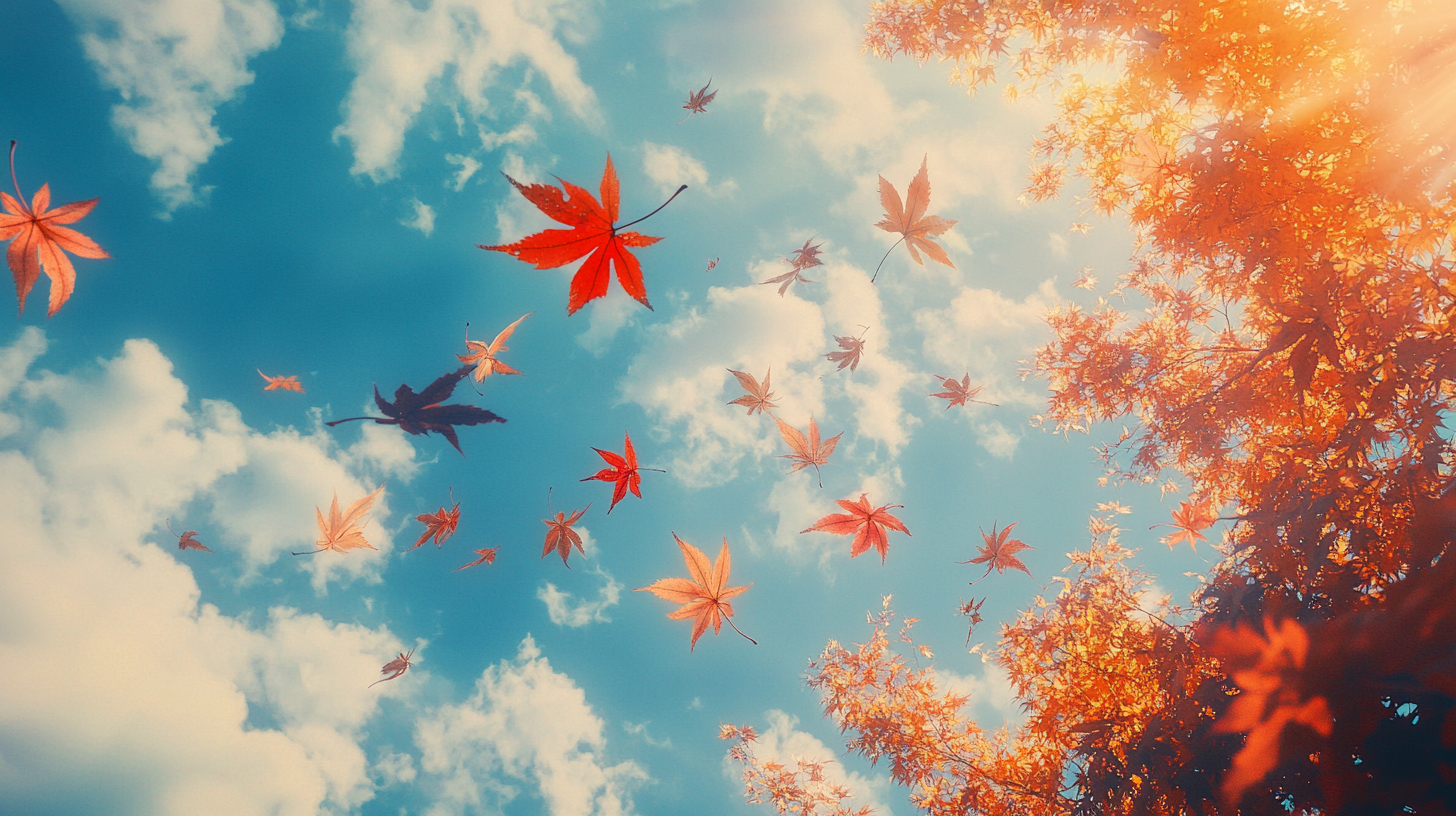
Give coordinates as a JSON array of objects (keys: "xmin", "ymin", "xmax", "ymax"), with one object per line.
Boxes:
[{"xmin": 0, "ymin": 2, "xmax": 1216, "ymax": 815}]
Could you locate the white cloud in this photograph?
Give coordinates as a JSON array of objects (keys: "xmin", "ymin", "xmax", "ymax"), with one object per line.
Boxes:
[
  {"xmin": 576, "ymin": 287, "xmax": 642, "ymax": 357},
  {"xmin": 724, "ymin": 711, "xmax": 894, "ymax": 816},
  {"xmin": 401, "ymin": 197, "xmax": 437, "ymax": 236},
  {"xmin": 415, "ymin": 635, "xmax": 647, "ymax": 816},
  {"xmin": 446, "ymin": 152, "xmax": 483, "ymax": 190},
  {"xmin": 0, "ymin": 332, "xmax": 412, "ymax": 815},
  {"xmin": 372, "ymin": 749, "xmax": 419, "ymax": 787},
  {"xmin": 538, "ymin": 566, "xmax": 622, "ymax": 627},
  {"xmin": 820, "ymin": 260, "xmax": 919, "ymax": 455},
  {"xmin": 931, "ymin": 664, "xmax": 1023, "ymax": 731},
  {"xmin": 916, "ymin": 279, "xmax": 1059, "ymax": 410},
  {"xmin": 640, "ymin": 142, "xmax": 736, "ymax": 198},
  {"xmin": 335, "ymin": 0, "xmax": 601, "ymax": 181},
  {"xmin": 58, "ymin": 0, "xmax": 285, "ymax": 212}
]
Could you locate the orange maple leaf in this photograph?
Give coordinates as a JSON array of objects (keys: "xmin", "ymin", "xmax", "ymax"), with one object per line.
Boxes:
[
  {"xmin": 258, "ymin": 369, "xmax": 305, "ymax": 393},
  {"xmin": 678, "ymin": 78, "xmax": 718, "ymax": 123},
  {"xmin": 542, "ymin": 490, "xmax": 590, "ymax": 567},
  {"xmin": 454, "ymin": 547, "xmax": 498, "ymax": 571},
  {"xmin": 826, "ymin": 328, "xmax": 868, "ymax": 372},
  {"xmin": 581, "ymin": 431, "xmax": 662, "ymax": 513},
  {"xmin": 0, "ymin": 142, "xmax": 109, "ymax": 317},
  {"xmin": 459, "ymin": 313, "xmax": 531, "ymax": 381},
  {"xmin": 1208, "ymin": 617, "xmax": 1333, "ymax": 805},
  {"xmin": 368, "ymin": 648, "xmax": 414, "ymax": 687},
  {"xmin": 1154, "ymin": 498, "xmax": 1219, "ymax": 551},
  {"xmin": 801, "ymin": 493, "xmax": 910, "ymax": 562},
  {"xmin": 930, "ymin": 373, "xmax": 997, "ymax": 409},
  {"xmin": 167, "ymin": 519, "xmax": 211, "ymax": 553},
  {"xmin": 479, "ymin": 153, "xmax": 684, "ymax": 314},
  {"xmin": 409, "ymin": 488, "xmax": 460, "ymax": 551},
  {"xmin": 963, "ymin": 521, "xmax": 1032, "ymax": 581},
  {"xmin": 726, "ymin": 367, "xmax": 778, "ymax": 415},
  {"xmin": 872, "ymin": 154, "xmax": 955, "ymax": 281},
  {"xmin": 635, "ymin": 533, "xmax": 755, "ymax": 650},
  {"xmin": 294, "ymin": 484, "xmax": 385, "ymax": 556},
  {"xmin": 773, "ymin": 415, "xmax": 843, "ymax": 487}
]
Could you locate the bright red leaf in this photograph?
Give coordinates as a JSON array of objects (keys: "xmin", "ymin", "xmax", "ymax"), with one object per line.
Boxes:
[
  {"xmin": 800, "ymin": 493, "xmax": 910, "ymax": 562},
  {"xmin": 542, "ymin": 490, "xmax": 590, "ymax": 567},
  {"xmin": 479, "ymin": 153, "xmax": 684, "ymax": 314},
  {"xmin": 963, "ymin": 521, "xmax": 1032, "ymax": 581},
  {"xmin": 581, "ymin": 431, "xmax": 661, "ymax": 513}
]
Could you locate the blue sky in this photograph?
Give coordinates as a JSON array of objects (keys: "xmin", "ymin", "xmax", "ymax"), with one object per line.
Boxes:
[{"xmin": 0, "ymin": 2, "xmax": 1216, "ymax": 815}]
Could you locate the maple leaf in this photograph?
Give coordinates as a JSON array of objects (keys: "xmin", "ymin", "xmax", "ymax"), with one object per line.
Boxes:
[
  {"xmin": 479, "ymin": 153, "xmax": 684, "ymax": 314},
  {"xmin": 958, "ymin": 597, "xmax": 985, "ymax": 644},
  {"xmin": 1153, "ymin": 498, "xmax": 1219, "ymax": 551},
  {"xmin": 167, "ymin": 519, "xmax": 211, "ymax": 553},
  {"xmin": 0, "ymin": 142, "xmax": 108, "ymax": 317},
  {"xmin": 800, "ymin": 493, "xmax": 910, "ymax": 562},
  {"xmin": 368, "ymin": 648, "xmax": 414, "ymax": 688},
  {"xmin": 786, "ymin": 237, "xmax": 824, "ymax": 271},
  {"xmin": 679, "ymin": 78, "xmax": 718, "ymax": 123},
  {"xmin": 542, "ymin": 489, "xmax": 590, "ymax": 567},
  {"xmin": 258, "ymin": 369, "xmax": 304, "ymax": 393},
  {"xmin": 773, "ymin": 415, "xmax": 843, "ymax": 487},
  {"xmin": 826, "ymin": 328, "xmax": 868, "ymax": 372},
  {"xmin": 705, "ymin": 256, "xmax": 719, "ymax": 273},
  {"xmin": 454, "ymin": 547, "xmax": 498, "ymax": 571},
  {"xmin": 962, "ymin": 521, "xmax": 1032, "ymax": 582},
  {"xmin": 409, "ymin": 488, "xmax": 460, "ymax": 551},
  {"xmin": 294, "ymin": 484, "xmax": 385, "ymax": 556},
  {"xmin": 760, "ymin": 265, "xmax": 818, "ymax": 296},
  {"xmin": 872, "ymin": 154, "xmax": 956, "ymax": 281},
  {"xmin": 581, "ymin": 431, "xmax": 663, "ymax": 513},
  {"xmin": 325, "ymin": 365, "xmax": 504, "ymax": 455},
  {"xmin": 726, "ymin": 368, "xmax": 778, "ymax": 415},
  {"xmin": 930, "ymin": 373, "xmax": 997, "ymax": 409},
  {"xmin": 635, "ymin": 533, "xmax": 755, "ymax": 650},
  {"xmin": 459, "ymin": 313, "xmax": 531, "ymax": 381}
]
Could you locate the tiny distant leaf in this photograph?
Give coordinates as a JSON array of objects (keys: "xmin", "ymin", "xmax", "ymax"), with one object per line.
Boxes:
[
  {"xmin": 368, "ymin": 648, "xmax": 414, "ymax": 687},
  {"xmin": 454, "ymin": 547, "xmax": 498, "ymax": 571},
  {"xmin": 258, "ymin": 369, "xmax": 305, "ymax": 393},
  {"xmin": 679, "ymin": 78, "xmax": 718, "ymax": 123}
]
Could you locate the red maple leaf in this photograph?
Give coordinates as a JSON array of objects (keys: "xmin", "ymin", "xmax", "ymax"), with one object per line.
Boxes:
[
  {"xmin": 167, "ymin": 519, "xmax": 211, "ymax": 553},
  {"xmin": 678, "ymin": 78, "xmax": 718, "ymax": 123},
  {"xmin": 1153, "ymin": 498, "xmax": 1219, "ymax": 551},
  {"xmin": 542, "ymin": 490, "xmax": 590, "ymax": 567},
  {"xmin": 454, "ymin": 547, "xmax": 498, "ymax": 571},
  {"xmin": 368, "ymin": 648, "xmax": 414, "ymax": 687},
  {"xmin": 963, "ymin": 521, "xmax": 1032, "ymax": 582},
  {"xmin": 826, "ymin": 328, "xmax": 868, "ymax": 372},
  {"xmin": 726, "ymin": 367, "xmax": 778, "ymax": 415},
  {"xmin": 409, "ymin": 488, "xmax": 460, "ymax": 551},
  {"xmin": 581, "ymin": 431, "xmax": 662, "ymax": 513},
  {"xmin": 930, "ymin": 373, "xmax": 996, "ymax": 409},
  {"xmin": 773, "ymin": 415, "xmax": 843, "ymax": 487},
  {"xmin": 0, "ymin": 142, "xmax": 109, "ymax": 317},
  {"xmin": 800, "ymin": 493, "xmax": 910, "ymax": 562},
  {"xmin": 479, "ymin": 153, "xmax": 684, "ymax": 314}
]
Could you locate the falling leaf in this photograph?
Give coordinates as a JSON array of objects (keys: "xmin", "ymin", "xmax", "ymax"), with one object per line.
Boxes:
[
  {"xmin": 409, "ymin": 488, "xmax": 460, "ymax": 551},
  {"xmin": 773, "ymin": 415, "xmax": 843, "ymax": 487},
  {"xmin": 705, "ymin": 256, "xmax": 719, "ymax": 273},
  {"xmin": 963, "ymin": 521, "xmax": 1032, "ymax": 580},
  {"xmin": 258, "ymin": 369, "xmax": 304, "ymax": 393},
  {"xmin": 1072, "ymin": 267, "xmax": 1097, "ymax": 289},
  {"xmin": 678, "ymin": 78, "xmax": 718, "ymax": 123},
  {"xmin": 872, "ymin": 154, "xmax": 956, "ymax": 281},
  {"xmin": 760, "ymin": 264, "xmax": 817, "ymax": 296},
  {"xmin": 958, "ymin": 597, "xmax": 985, "ymax": 644},
  {"xmin": 458, "ymin": 313, "xmax": 531, "ymax": 381},
  {"xmin": 368, "ymin": 648, "xmax": 414, "ymax": 687},
  {"xmin": 726, "ymin": 368, "xmax": 778, "ymax": 415},
  {"xmin": 454, "ymin": 547, "xmax": 498, "ymax": 571},
  {"xmin": 325, "ymin": 365, "xmax": 505, "ymax": 455},
  {"xmin": 800, "ymin": 493, "xmax": 910, "ymax": 562},
  {"xmin": 931, "ymin": 373, "xmax": 997, "ymax": 409},
  {"xmin": 167, "ymin": 519, "xmax": 211, "ymax": 553},
  {"xmin": 295, "ymin": 484, "xmax": 385, "ymax": 556},
  {"xmin": 479, "ymin": 153, "xmax": 684, "ymax": 314},
  {"xmin": 786, "ymin": 237, "xmax": 824, "ymax": 271},
  {"xmin": 542, "ymin": 489, "xmax": 590, "ymax": 567},
  {"xmin": 581, "ymin": 431, "xmax": 662, "ymax": 513},
  {"xmin": 635, "ymin": 533, "xmax": 755, "ymax": 650},
  {"xmin": 0, "ymin": 141, "xmax": 109, "ymax": 317},
  {"xmin": 826, "ymin": 328, "xmax": 868, "ymax": 372},
  {"xmin": 1154, "ymin": 498, "xmax": 1219, "ymax": 551}
]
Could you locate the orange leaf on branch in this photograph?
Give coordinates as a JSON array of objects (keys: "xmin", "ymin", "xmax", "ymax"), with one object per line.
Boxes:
[
  {"xmin": 480, "ymin": 153, "xmax": 685, "ymax": 314},
  {"xmin": 1153, "ymin": 498, "xmax": 1219, "ymax": 551},
  {"xmin": 635, "ymin": 534, "xmax": 755, "ymax": 650},
  {"xmin": 0, "ymin": 141, "xmax": 109, "ymax": 317}
]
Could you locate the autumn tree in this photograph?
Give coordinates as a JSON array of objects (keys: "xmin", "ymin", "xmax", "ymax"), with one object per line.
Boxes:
[{"xmin": 726, "ymin": 2, "xmax": 1456, "ymax": 814}]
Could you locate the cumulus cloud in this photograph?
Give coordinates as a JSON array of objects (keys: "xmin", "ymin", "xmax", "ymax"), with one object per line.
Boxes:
[
  {"xmin": 334, "ymin": 0, "xmax": 601, "ymax": 181},
  {"xmin": 58, "ymin": 0, "xmax": 285, "ymax": 212},
  {"xmin": 446, "ymin": 152, "xmax": 483, "ymax": 190},
  {"xmin": 931, "ymin": 663, "xmax": 1023, "ymax": 731},
  {"xmin": 538, "ymin": 566, "xmax": 622, "ymax": 627},
  {"xmin": 723, "ymin": 711, "xmax": 893, "ymax": 816},
  {"xmin": 640, "ymin": 142, "xmax": 736, "ymax": 197},
  {"xmin": 820, "ymin": 260, "xmax": 919, "ymax": 455},
  {"xmin": 401, "ymin": 197, "xmax": 437, "ymax": 236},
  {"xmin": 415, "ymin": 635, "xmax": 646, "ymax": 816},
  {"xmin": 0, "ymin": 329, "xmax": 411, "ymax": 815}
]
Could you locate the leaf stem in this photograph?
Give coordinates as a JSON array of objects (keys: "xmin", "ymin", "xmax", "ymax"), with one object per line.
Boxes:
[
  {"xmin": 640, "ymin": 467, "xmax": 667, "ymax": 473},
  {"xmin": 291, "ymin": 548, "xmax": 325, "ymax": 556},
  {"xmin": 618, "ymin": 184, "xmax": 687, "ymax": 231},
  {"xmin": 725, "ymin": 615, "xmax": 758, "ymax": 645},
  {"xmin": 325, "ymin": 416, "xmax": 381, "ymax": 427},
  {"xmin": 8, "ymin": 140, "xmax": 21, "ymax": 203},
  {"xmin": 870, "ymin": 236, "xmax": 904, "ymax": 283}
]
